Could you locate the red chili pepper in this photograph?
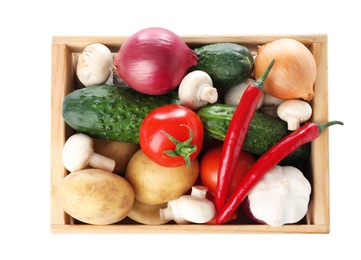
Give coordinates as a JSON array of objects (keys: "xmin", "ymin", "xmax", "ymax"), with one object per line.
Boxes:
[
  {"xmin": 214, "ymin": 59, "xmax": 275, "ymax": 213},
  {"xmin": 216, "ymin": 120, "xmax": 343, "ymax": 224}
]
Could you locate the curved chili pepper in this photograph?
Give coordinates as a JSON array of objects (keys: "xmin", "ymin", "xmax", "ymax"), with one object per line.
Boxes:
[
  {"xmin": 216, "ymin": 120, "xmax": 343, "ymax": 224},
  {"xmin": 215, "ymin": 60, "xmax": 275, "ymax": 213}
]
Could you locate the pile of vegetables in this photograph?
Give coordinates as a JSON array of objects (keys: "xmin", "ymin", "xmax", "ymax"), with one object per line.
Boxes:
[{"xmin": 58, "ymin": 27, "xmax": 343, "ymax": 227}]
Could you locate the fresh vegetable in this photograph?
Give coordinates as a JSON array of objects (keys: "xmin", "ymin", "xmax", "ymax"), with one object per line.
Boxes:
[
  {"xmin": 259, "ymin": 92, "xmax": 284, "ymax": 117},
  {"xmin": 58, "ymin": 168, "xmax": 134, "ymax": 225},
  {"xmin": 139, "ymin": 104, "xmax": 204, "ymax": 167},
  {"xmin": 62, "ymin": 84, "xmax": 180, "ymax": 144},
  {"xmin": 200, "ymin": 145, "xmax": 255, "ymax": 196},
  {"xmin": 262, "ymin": 92, "xmax": 284, "ymax": 107},
  {"xmin": 203, "ymin": 193, "xmax": 238, "ymax": 224},
  {"xmin": 113, "ymin": 27, "xmax": 197, "ymax": 95},
  {"xmin": 197, "ymin": 104, "xmax": 311, "ymax": 165},
  {"xmin": 178, "ymin": 70, "xmax": 218, "ymax": 110},
  {"xmin": 159, "ymin": 186, "xmax": 216, "ymax": 224},
  {"xmin": 192, "ymin": 43, "xmax": 254, "ymax": 90},
  {"xmin": 277, "ymin": 99, "xmax": 312, "ymax": 131},
  {"xmin": 160, "ymin": 199, "xmax": 190, "ymax": 224},
  {"xmin": 254, "ymin": 38, "xmax": 316, "ymax": 101},
  {"xmin": 217, "ymin": 120, "xmax": 343, "ymax": 224},
  {"xmin": 215, "ymin": 60, "xmax": 274, "ymax": 212},
  {"xmin": 76, "ymin": 43, "xmax": 113, "ymax": 87},
  {"xmin": 92, "ymin": 138, "xmax": 139, "ymax": 175},
  {"xmin": 242, "ymin": 165, "xmax": 311, "ymax": 227},
  {"xmin": 124, "ymin": 149, "xmax": 199, "ymax": 205},
  {"xmin": 62, "ymin": 133, "xmax": 115, "ymax": 172},
  {"xmin": 127, "ymin": 199, "xmax": 168, "ymax": 225},
  {"xmin": 224, "ymin": 78, "xmax": 264, "ymax": 109}
]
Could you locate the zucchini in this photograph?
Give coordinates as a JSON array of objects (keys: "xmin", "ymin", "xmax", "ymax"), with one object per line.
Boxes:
[
  {"xmin": 197, "ymin": 104, "xmax": 310, "ymax": 165},
  {"xmin": 192, "ymin": 43, "xmax": 254, "ymax": 90},
  {"xmin": 62, "ymin": 84, "xmax": 180, "ymax": 143}
]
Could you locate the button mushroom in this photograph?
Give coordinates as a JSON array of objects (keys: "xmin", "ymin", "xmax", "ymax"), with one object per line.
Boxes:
[
  {"xmin": 224, "ymin": 78, "xmax": 264, "ymax": 109},
  {"xmin": 76, "ymin": 43, "xmax": 113, "ymax": 87},
  {"xmin": 159, "ymin": 186, "xmax": 216, "ymax": 224},
  {"xmin": 178, "ymin": 70, "xmax": 218, "ymax": 110},
  {"xmin": 259, "ymin": 92, "xmax": 284, "ymax": 117},
  {"xmin": 277, "ymin": 99, "xmax": 312, "ymax": 130},
  {"xmin": 62, "ymin": 133, "xmax": 115, "ymax": 172}
]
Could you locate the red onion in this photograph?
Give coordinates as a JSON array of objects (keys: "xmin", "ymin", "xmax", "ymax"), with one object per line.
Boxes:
[{"xmin": 113, "ymin": 27, "xmax": 198, "ymax": 95}]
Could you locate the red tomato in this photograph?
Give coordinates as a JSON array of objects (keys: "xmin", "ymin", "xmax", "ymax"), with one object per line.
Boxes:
[
  {"xmin": 200, "ymin": 145, "xmax": 256, "ymax": 196},
  {"xmin": 139, "ymin": 104, "xmax": 204, "ymax": 167}
]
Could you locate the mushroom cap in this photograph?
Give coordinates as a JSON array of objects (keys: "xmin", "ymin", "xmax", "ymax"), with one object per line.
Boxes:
[
  {"xmin": 177, "ymin": 195, "xmax": 216, "ymax": 223},
  {"xmin": 62, "ymin": 133, "xmax": 94, "ymax": 172},
  {"xmin": 277, "ymin": 99, "xmax": 312, "ymax": 120}
]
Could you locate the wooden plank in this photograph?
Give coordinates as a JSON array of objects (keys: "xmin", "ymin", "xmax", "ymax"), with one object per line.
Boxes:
[
  {"xmin": 51, "ymin": 223, "xmax": 329, "ymax": 234},
  {"xmin": 50, "ymin": 43, "xmax": 72, "ymax": 225},
  {"xmin": 309, "ymin": 39, "xmax": 330, "ymax": 227}
]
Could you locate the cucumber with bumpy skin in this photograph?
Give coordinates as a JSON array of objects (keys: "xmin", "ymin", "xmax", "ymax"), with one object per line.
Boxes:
[
  {"xmin": 62, "ymin": 84, "xmax": 180, "ymax": 144},
  {"xmin": 197, "ymin": 104, "xmax": 310, "ymax": 164},
  {"xmin": 192, "ymin": 43, "xmax": 254, "ymax": 90}
]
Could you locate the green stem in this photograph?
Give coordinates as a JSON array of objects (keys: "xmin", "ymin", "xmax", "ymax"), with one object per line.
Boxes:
[
  {"xmin": 254, "ymin": 59, "xmax": 275, "ymax": 90},
  {"xmin": 318, "ymin": 120, "xmax": 344, "ymax": 132},
  {"xmin": 162, "ymin": 124, "xmax": 197, "ymax": 167}
]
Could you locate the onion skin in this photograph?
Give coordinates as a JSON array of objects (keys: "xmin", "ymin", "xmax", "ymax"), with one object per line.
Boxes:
[
  {"xmin": 254, "ymin": 38, "xmax": 316, "ymax": 101},
  {"xmin": 114, "ymin": 27, "xmax": 198, "ymax": 95}
]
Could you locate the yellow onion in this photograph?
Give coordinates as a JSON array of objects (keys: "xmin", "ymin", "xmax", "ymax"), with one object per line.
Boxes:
[{"xmin": 254, "ymin": 38, "xmax": 316, "ymax": 101}]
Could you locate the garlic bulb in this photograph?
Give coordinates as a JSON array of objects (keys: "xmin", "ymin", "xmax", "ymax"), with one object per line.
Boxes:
[
  {"xmin": 244, "ymin": 165, "xmax": 311, "ymax": 227},
  {"xmin": 254, "ymin": 38, "xmax": 316, "ymax": 101}
]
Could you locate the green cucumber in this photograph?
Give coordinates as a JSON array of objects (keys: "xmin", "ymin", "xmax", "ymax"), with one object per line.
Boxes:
[
  {"xmin": 197, "ymin": 104, "xmax": 310, "ymax": 165},
  {"xmin": 62, "ymin": 84, "xmax": 180, "ymax": 143},
  {"xmin": 192, "ymin": 43, "xmax": 254, "ymax": 90}
]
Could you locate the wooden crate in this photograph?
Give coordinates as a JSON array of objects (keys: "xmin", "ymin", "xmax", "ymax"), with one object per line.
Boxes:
[{"xmin": 51, "ymin": 34, "xmax": 329, "ymax": 234}]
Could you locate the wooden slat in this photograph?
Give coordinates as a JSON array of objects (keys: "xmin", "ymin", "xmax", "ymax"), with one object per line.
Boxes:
[
  {"xmin": 51, "ymin": 223, "xmax": 329, "ymax": 234},
  {"xmin": 308, "ymin": 40, "xmax": 330, "ymax": 227},
  {"xmin": 50, "ymin": 43, "xmax": 72, "ymax": 225}
]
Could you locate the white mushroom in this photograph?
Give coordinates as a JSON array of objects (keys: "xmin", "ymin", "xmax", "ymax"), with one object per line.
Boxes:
[
  {"xmin": 224, "ymin": 78, "xmax": 264, "ymax": 109},
  {"xmin": 178, "ymin": 70, "xmax": 218, "ymax": 110},
  {"xmin": 159, "ymin": 199, "xmax": 190, "ymax": 224},
  {"xmin": 263, "ymin": 92, "xmax": 284, "ymax": 107},
  {"xmin": 62, "ymin": 133, "xmax": 115, "ymax": 172},
  {"xmin": 259, "ymin": 92, "xmax": 284, "ymax": 117},
  {"xmin": 76, "ymin": 43, "xmax": 113, "ymax": 87},
  {"xmin": 277, "ymin": 99, "xmax": 312, "ymax": 130},
  {"xmin": 159, "ymin": 186, "xmax": 216, "ymax": 224}
]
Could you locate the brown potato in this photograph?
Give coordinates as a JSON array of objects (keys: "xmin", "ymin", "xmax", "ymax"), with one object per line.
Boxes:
[
  {"xmin": 92, "ymin": 138, "xmax": 139, "ymax": 175},
  {"xmin": 58, "ymin": 168, "xmax": 134, "ymax": 225},
  {"xmin": 125, "ymin": 149, "xmax": 199, "ymax": 205},
  {"xmin": 127, "ymin": 199, "xmax": 168, "ymax": 225}
]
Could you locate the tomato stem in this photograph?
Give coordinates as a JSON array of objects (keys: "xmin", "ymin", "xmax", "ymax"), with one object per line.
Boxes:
[{"xmin": 162, "ymin": 124, "xmax": 197, "ymax": 167}]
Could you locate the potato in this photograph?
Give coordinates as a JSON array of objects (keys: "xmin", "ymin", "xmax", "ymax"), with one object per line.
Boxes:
[
  {"xmin": 127, "ymin": 199, "xmax": 168, "ymax": 225},
  {"xmin": 92, "ymin": 138, "xmax": 139, "ymax": 175},
  {"xmin": 58, "ymin": 168, "xmax": 135, "ymax": 225},
  {"xmin": 125, "ymin": 149, "xmax": 199, "ymax": 205}
]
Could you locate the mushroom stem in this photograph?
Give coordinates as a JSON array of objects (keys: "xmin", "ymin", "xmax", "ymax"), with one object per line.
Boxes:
[
  {"xmin": 159, "ymin": 200, "xmax": 190, "ymax": 224},
  {"xmin": 277, "ymin": 99, "xmax": 312, "ymax": 131},
  {"xmin": 197, "ymin": 84, "xmax": 218, "ymax": 104},
  {"xmin": 190, "ymin": 186, "xmax": 208, "ymax": 199},
  {"xmin": 62, "ymin": 133, "xmax": 116, "ymax": 172},
  {"xmin": 159, "ymin": 186, "xmax": 216, "ymax": 224},
  {"xmin": 89, "ymin": 153, "xmax": 116, "ymax": 173},
  {"xmin": 178, "ymin": 70, "xmax": 218, "ymax": 110}
]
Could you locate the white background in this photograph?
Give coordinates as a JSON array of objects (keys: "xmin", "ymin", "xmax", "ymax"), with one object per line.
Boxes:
[{"xmin": 1, "ymin": 0, "xmax": 359, "ymax": 259}]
